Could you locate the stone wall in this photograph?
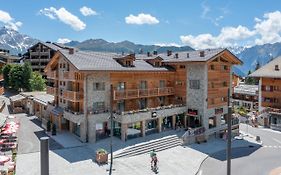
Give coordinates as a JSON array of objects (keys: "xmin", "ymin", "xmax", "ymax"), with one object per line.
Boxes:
[{"xmin": 186, "ymin": 63, "xmax": 208, "ymax": 128}]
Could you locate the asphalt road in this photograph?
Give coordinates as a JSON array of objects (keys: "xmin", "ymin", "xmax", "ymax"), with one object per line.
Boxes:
[{"xmin": 198, "ymin": 124, "xmax": 281, "ymax": 175}]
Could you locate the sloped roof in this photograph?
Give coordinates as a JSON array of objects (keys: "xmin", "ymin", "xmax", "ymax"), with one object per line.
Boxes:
[
  {"xmin": 33, "ymin": 94, "xmax": 54, "ymax": 106},
  {"xmin": 250, "ymin": 56, "xmax": 281, "ymax": 78},
  {"xmin": 59, "ymin": 49, "xmax": 169, "ymax": 71}
]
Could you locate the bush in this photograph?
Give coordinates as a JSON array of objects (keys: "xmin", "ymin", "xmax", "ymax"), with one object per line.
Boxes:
[{"xmin": 96, "ymin": 148, "xmax": 108, "ymax": 155}]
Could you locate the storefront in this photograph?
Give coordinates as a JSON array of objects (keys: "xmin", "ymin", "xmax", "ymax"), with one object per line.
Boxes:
[
  {"xmin": 96, "ymin": 122, "xmax": 110, "ymax": 141},
  {"xmin": 73, "ymin": 123, "xmax": 80, "ymax": 137},
  {"xmin": 113, "ymin": 121, "xmax": 121, "ymax": 139},
  {"xmin": 186, "ymin": 109, "xmax": 200, "ymax": 128},
  {"xmin": 176, "ymin": 113, "xmax": 185, "ymax": 129},
  {"xmin": 127, "ymin": 122, "xmax": 142, "ymax": 140},
  {"xmin": 145, "ymin": 119, "xmax": 158, "ymax": 135},
  {"xmin": 161, "ymin": 116, "xmax": 173, "ymax": 131}
]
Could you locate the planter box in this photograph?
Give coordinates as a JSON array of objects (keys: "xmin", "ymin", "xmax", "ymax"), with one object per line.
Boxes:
[{"xmin": 96, "ymin": 153, "xmax": 108, "ymax": 164}]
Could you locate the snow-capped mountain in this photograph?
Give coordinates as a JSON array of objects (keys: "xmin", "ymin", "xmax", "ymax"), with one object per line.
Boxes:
[
  {"xmin": 0, "ymin": 26, "xmax": 39, "ymax": 55},
  {"xmin": 227, "ymin": 46, "xmax": 247, "ymax": 55}
]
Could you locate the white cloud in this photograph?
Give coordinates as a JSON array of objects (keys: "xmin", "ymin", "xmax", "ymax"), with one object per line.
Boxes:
[
  {"xmin": 0, "ymin": 10, "xmax": 22, "ymax": 31},
  {"xmin": 39, "ymin": 7, "xmax": 86, "ymax": 31},
  {"xmin": 254, "ymin": 11, "xmax": 281, "ymax": 45},
  {"xmin": 180, "ymin": 25, "xmax": 255, "ymax": 49},
  {"xmin": 57, "ymin": 38, "xmax": 71, "ymax": 44},
  {"xmin": 125, "ymin": 13, "xmax": 159, "ymax": 25},
  {"xmin": 80, "ymin": 6, "xmax": 97, "ymax": 16},
  {"xmin": 200, "ymin": 1, "xmax": 224, "ymax": 26},
  {"xmin": 154, "ymin": 43, "xmax": 181, "ymax": 47}
]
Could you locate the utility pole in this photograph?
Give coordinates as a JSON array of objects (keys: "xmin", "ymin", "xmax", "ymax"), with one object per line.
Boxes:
[
  {"xmin": 227, "ymin": 88, "xmax": 232, "ymax": 175},
  {"xmin": 109, "ymin": 84, "xmax": 114, "ymax": 175}
]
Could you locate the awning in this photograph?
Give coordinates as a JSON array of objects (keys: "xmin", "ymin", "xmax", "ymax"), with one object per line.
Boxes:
[
  {"xmin": 0, "ymin": 113, "xmax": 7, "ymax": 128},
  {"xmin": 51, "ymin": 106, "xmax": 64, "ymax": 116}
]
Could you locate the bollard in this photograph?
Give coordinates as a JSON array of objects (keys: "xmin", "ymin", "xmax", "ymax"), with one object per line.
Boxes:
[{"xmin": 40, "ymin": 137, "xmax": 49, "ymax": 175}]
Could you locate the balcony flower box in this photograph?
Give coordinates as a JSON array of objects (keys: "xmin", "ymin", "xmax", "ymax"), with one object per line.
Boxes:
[{"xmin": 96, "ymin": 148, "xmax": 108, "ymax": 164}]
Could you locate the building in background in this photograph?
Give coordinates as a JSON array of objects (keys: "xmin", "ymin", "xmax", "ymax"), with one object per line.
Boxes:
[
  {"xmin": 250, "ymin": 56, "xmax": 281, "ymax": 130},
  {"xmin": 44, "ymin": 48, "xmax": 242, "ymax": 143},
  {"xmin": 0, "ymin": 59, "xmax": 5, "ymax": 95},
  {"xmin": 22, "ymin": 42, "xmax": 72, "ymax": 74},
  {"xmin": 232, "ymin": 84, "xmax": 259, "ymax": 111}
]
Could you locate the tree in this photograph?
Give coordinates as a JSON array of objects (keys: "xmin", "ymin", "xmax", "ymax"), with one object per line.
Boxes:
[
  {"xmin": 9, "ymin": 64, "xmax": 24, "ymax": 91},
  {"xmin": 2, "ymin": 64, "xmax": 12, "ymax": 88},
  {"xmin": 29, "ymin": 72, "xmax": 46, "ymax": 91},
  {"xmin": 245, "ymin": 70, "xmax": 256, "ymax": 85},
  {"xmin": 22, "ymin": 62, "xmax": 32, "ymax": 91}
]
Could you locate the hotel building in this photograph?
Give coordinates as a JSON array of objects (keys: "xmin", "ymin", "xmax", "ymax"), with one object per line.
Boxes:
[
  {"xmin": 44, "ymin": 48, "xmax": 242, "ymax": 143},
  {"xmin": 251, "ymin": 56, "xmax": 281, "ymax": 130}
]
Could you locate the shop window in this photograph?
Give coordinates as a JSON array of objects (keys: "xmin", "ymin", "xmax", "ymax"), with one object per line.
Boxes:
[
  {"xmin": 209, "ymin": 116, "xmax": 216, "ymax": 128},
  {"xmin": 93, "ymin": 82, "xmax": 105, "ymax": 91},
  {"xmin": 190, "ymin": 80, "xmax": 200, "ymax": 89}
]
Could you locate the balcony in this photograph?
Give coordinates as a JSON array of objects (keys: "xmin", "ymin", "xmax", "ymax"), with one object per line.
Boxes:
[
  {"xmin": 113, "ymin": 104, "xmax": 186, "ymax": 124},
  {"xmin": 47, "ymin": 86, "xmax": 58, "ymax": 96},
  {"xmin": 64, "ymin": 108, "xmax": 84, "ymax": 124},
  {"xmin": 113, "ymin": 87, "xmax": 175, "ymax": 100},
  {"xmin": 46, "ymin": 71, "xmax": 58, "ymax": 79},
  {"xmin": 63, "ymin": 90, "xmax": 83, "ymax": 102}
]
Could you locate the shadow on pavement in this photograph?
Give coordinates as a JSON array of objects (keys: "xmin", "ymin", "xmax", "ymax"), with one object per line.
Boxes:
[{"xmin": 33, "ymin": 130, "xmax": 63, "ymax": 150}]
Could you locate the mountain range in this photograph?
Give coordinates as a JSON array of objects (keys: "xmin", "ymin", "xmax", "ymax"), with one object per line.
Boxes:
[{"xmin": 0, "ymin": 26, "xmax": 281, "ymax": 77}]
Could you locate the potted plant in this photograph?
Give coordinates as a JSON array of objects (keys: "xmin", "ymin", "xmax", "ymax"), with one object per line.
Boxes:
[
  {"xmin": 96, "ymin": 148, "xmax": 108, "ymax": 164},
  {"xmin": 52, "ymin": 124, "xmax": 57, "ymax": 135},
  {"xmin": 47, "ymin": 121, "xmax": 51, "ymax": 132}
]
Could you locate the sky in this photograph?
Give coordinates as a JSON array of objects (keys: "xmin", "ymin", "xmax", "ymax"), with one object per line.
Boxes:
[{"xmin": 1, "ymin": 0, "xmax": 281, "ymax": 49}]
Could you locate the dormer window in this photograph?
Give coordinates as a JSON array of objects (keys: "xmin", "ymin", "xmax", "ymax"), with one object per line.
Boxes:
[
  {"xmin": 155, "ymin": 61, "xmax": 160, "ymax": 67},
  {"xmin": 275, "ymin": 65, "xmax": 279, "ymax": 71},
  {"xmin": 125, "ymin": 60, "xmax": 132, "ymax": 67}
]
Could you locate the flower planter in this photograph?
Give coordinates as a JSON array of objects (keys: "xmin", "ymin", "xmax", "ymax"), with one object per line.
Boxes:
[{"xmin": 96, "ymin": 149, "xmax": 108, "ymax": 164}]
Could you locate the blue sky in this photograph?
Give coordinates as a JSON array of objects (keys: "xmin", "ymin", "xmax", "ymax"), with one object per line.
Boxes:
[{"xmin": 1, "ymin": 0, "xmax": 281, "ymax": 49}]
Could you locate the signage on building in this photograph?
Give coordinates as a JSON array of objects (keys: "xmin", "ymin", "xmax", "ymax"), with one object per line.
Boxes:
[
  {"xmin": 151, "ymin": 111, "xmax": 157, "ymax": 118},
  {"xmin": 215, "ymin": 108, "xmax": 223, "ymax": 114},
  {"xmin": 187, "ymin": 109, "xmax": 198, "ymax": 115}
]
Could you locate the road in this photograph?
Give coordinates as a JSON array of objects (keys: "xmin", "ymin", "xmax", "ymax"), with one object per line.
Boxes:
[{"xmin": 198, "ymin": 124, "xmax": 281, "ymax": 175}]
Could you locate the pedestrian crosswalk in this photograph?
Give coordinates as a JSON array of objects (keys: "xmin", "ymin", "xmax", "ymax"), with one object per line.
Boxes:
[{"xmin": 262, "ymin": 145, "xmax": 281, "ymax": 148}]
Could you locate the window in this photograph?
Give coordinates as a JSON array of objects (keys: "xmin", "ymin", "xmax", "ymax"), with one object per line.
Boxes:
[
  {"xmin": 223, "ymin": 65, "xmax": 228, "ymax": 70},
  {"xmin": 210, "ymin": 65, "xmax": 215, "ymax": 70},
  {"xmin": 63, "ymin": 99, "xmax": 66, "ymax": 104},
  {"xmin": 139, "ymin": 81, "xmax": 147, "ymax": 89},
  {"xmin": 63, "ymin": 81, "xmax": 65, "ymax": 86},
  {"xmin": 159, "ymin": 80, "xmax": 165, "ymax": 88},
  {"xmin": 63, "ymin": 63, "xmax": 65, "ymax": 68},
  {"xmin": 211, "ymin": 82, "xmax": 215, "ymax": 88},
  {"xmin": 223, "ymin": 81, "xmax": 227, "ymax": 87},
  {"xmin": 60, "ymin": 98, "xmax": 62, "ymax": 103},
  {"xmin": 59, "ymin": 63, "xmax": 62, "ymax": 68},
  {"xmin": 154, "ymin": 61, "xmax": 160, "ymax": 67},
  {"xmin": 139, "ymin": 98, "xmax": 147, "ymax": 109},
  {"xmin": 60, "ymin": 81, "xmax": 62, "ymax": 86},
  {"xmin": 125, "ymin": 60, "xmax": 132, "ymax": 67},
  {"xmin": 117, "ymin": 82, "xmax": 125, "ymax": 91},
  {"xmin": 180, "ymin": 65, "xmax": 185, "ymax": 69},
  {"xmin": 93, "ymin": 102, "xmax": 105, "ymax": 111},
  {"xmin": 159, "ymin": 96, "xmax": 165, "ymax": 106},
  {"xmin": 117, "ymin": 100, "xmax": 125, "ymax": 112},
  {"xmin": 189, "ymin": 80, "xmax": 200, "ymax": 89},
  {"xmin": 209, "ymin": 116, "xmax": 216, "ymax": 128},
  {"xmin": 93, "ymin": 82, "xmax": 105, "ymax": 91},
  {"xmin": 222, "ymin": 97, "xmax": 227, "ymax": 102}
]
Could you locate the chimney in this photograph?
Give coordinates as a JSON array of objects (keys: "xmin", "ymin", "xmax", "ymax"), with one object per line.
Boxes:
[
  {"xmin": 147, "ymin": 52, "xmax": 151, "ymax": 57},
  {"xmin": 275, "ymin": 65, "xmax": 279, "ymax": 71},
  {"xmin": 186, "ymin": 53, "xmax": 189, "ymax": 58},
  {"xmin": 167, "ymin": 50, "xmax": 172, "ymax": 56},
  {"xmin": 199, "ymin": 51, "xmax": 205, "ymax": 57},
  {"xmin": 175, "ymin": 53, "xmax": 179, "ymax": 58},
  {"xmin": 69, "ymin": 48, "xmax": 74, "ymax": 54},
  {"xmin": 153, "ymin": 51, "xmax": 158, "ymax": 55}
]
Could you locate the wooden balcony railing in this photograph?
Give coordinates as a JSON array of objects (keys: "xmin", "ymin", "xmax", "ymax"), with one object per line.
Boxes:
[
  {"xmin": 46, "ymin": 71, "xmax": 58, "ymax": 79},
  {"xmin": 63, "ymin": 90, "xmax": 83, "ymax": 102},
  {"xmin": 114, "ymin": 87, "xmax": 175, "ymax": 100},
  {"xmin": 46, "ymin": 86, "xmax": 58, "ymax": 96}
]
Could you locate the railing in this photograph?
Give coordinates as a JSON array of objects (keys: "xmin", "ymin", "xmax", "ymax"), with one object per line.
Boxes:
[
  {"xmin": 114, "ymin": 87, "xmax": 175, "ymax": 100},
  {"xmin": 46, "ymin": 86, "xmax": 58, "ymax": 96},
  {"xmin": 182, "ymin": 127, "xmax": 205, "ymax": 141},
  {"xmin": 88, "ymin": 108, "xmax": 110, "ymax": 115},
  {"xmin": 63, "ymin": 90, "xmax": 83, "ymax": 101}
]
